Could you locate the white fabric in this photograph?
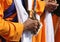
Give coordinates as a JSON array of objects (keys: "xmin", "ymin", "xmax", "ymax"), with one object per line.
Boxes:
[
  {"xmin": 21, "ymin": 31, "xmax": 32, "ymax": 42},
  {"xmin": 28, "ymin": 0, "xmax": 32, "ymax": 10},
  {"xmin": 14, "ymin": 0, "xmax": 28, "ymax": 23},
  {"xmin": 14, "ymin": 0, "xmax": 41, "ymax": 42},
  {"xmin": 45, "ymin": 11, "xmax": 54, "ymax": 42},
  {"xmin": 14, "ymin": 0, "xmax": 55, "ymax": 42},
  {"xmin": 14, "ymin": 0, "xmax": 32, "ymax": 42}
]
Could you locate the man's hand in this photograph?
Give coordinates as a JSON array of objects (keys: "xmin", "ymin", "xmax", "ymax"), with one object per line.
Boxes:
[
  {"xmin": 23, "ymin": 18, "xmax": 39, "ymax": 34},
  {"xmin": 45, "ymin": 1, "xmax": 59, "ymax": 12}
]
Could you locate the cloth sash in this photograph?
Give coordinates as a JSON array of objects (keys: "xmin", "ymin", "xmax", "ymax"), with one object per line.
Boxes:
[
  {"xmin": 4, "ymin": 2, "xmax": 18, "ymax": 22},
  {"xmin": 14, "ymin": 0, "xmax": 28, "ymax": 23},
  {"xmin": 0, "ymin": 1, "xmax": 16, "ymax": 42},
  {"xmin": 4, "ymin": 2, "xmax": 16, "ymax": 18},
  {"xmin": 14, "ymin": 0, "xmax": 32, "ymax": 42},
  {"xmin": 45, "ymin": 11, "xmax": 54, "ymax": 42}
]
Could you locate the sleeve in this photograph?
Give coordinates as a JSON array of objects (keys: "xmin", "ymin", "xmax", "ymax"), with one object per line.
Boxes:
[
  {"xmin": 6, "ymin": 0, "xmax": 13, "ymax": 5},
  {"xmin": 36, "ymin": 0, "xmax": 46, "ymax": 15},
  {"xmin": 0, "ymin": 3, "xmax": 24, "ymax": 41}
]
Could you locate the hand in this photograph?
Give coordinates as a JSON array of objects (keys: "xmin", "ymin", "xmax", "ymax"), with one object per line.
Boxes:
[
  {"xmin": 45, "ymin": 1, "xmax": 59, "ymax": 12},
  {"xmin": 23, "ymin": 18, "xmax": 39, "ymax": 34}
]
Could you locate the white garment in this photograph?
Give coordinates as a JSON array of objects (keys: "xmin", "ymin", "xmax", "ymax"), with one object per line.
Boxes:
[
  {"xmin": 14, "ymin": 0, "xmax": 28, "ymax": 23},
  {"xmin": 14, "ymin": 0, "xmax": 54, "ymax": 42},
  {"xmin": 45, "ymin": 11, "xmax": 54, "ymax": 42},
  {"xmin": 28, "ymin": 0, "xmax": 32, "ymax": 11},
  {"xmin": 14, "ymin": 0, "xmax": 32, "ymax": 42},
  {"xmin": 14, "ymin": 0, "xmax": 41, "ymax": 42}
]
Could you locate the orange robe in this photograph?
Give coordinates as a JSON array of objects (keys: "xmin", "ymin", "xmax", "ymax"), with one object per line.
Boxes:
[
  {"xmin": 0, "ymin": 0, "xmax": 46, "ymax": 42},
  {"xmin": 52, "ymin": 14, "xmax": 60, "ymax": 42},
  {"xmin": 32, "ymin": 0, "xmax": 46, "ymax": 42},
  {"xmin": 0, "ymin": 0, "xmax": 24, "ymax": 42},
  {"xmin": 33, "ymin": 0, "xmax": 47, "ymax": 42}
]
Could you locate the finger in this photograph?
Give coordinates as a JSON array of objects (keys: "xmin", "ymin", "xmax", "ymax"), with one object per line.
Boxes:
[
  {"xmin": 48, "ymin": 0, "xmax": 52, "ymax": 2},
  {"xmin": 50, "ymin": 5, "xmax": 58, "ymax": 11},
  {"xmin": 50, "ymin": 3, "xmax": 59, "ymax": 7},
  {"xmin": 33, "ymin": 20, "xmax": 38, "ymax": 22},
  {"xmin": 32, "ymin": 20, "xmax": 38, "ymax": 24},
  {"xmin": 47, "ymin": 4, "xmax": 58, "ymax": 12},
  {"xmin": 31, "ymin": 28, "xmax": 37, "ymax": 34},
  {"xmin": 50, "ymin": 0, "xmax": 57, "ymax": 3},
  {"xmin": 34, "ymin": 22, "xmax": 38, "ymax": 26},
  {"xmin": 33, "ymin": 26, "xmax": 38, "ymax": 29}
]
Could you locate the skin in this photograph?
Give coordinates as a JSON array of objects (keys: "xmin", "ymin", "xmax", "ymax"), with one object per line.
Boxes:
[
  {"xmin": 45, "ymin": 1, "xmax": 59, "ymax": 12},
  {"xmin": 23, "ymin": 18, "xmax": 39, "ymax": 34},
  {"xmin": 23, "ymin": 1, "xmax": 59, "ymax": 34}
]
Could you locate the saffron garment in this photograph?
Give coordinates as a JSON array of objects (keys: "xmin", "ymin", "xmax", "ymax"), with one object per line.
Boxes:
[
  {"xmin": 14, "ymin": 0, "xmax": 54, "ymax": 42},
  {"xmin": 14, "ymin": 0, "xmax": 46, "ymax": 42},
  {"xmin": 0, "ymin": 0, "xmax": 24, "ymax": 42},
  {"xmin": 34, "ymin": 1, "xmax": 54, "ymax": 42},
  {"xmin": 17, "ymin": 0, "xmax": 59, "ymax": 42},
  {"xmin": 0, "ymin": 0, "xmax": 46, "ymax": 42},
  {"xmin": 0, "ymin": 0, "xmax": 56, "ymax": 42},
  {"xmin": 52, "ymin": 15, "xmax": 60, "ymax": 42},
  {"xmin": 4, "ymin": 2, "xmax": 17, "ymax": 22},
  {"xmin": 52, "ymin": 0, "xmax": 60, "ymax": 42}
]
